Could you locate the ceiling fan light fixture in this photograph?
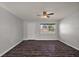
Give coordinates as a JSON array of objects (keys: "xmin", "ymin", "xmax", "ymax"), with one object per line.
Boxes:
[{"xmin": 41, "ymin": 15, "xmax": 48, "ymax": 18}]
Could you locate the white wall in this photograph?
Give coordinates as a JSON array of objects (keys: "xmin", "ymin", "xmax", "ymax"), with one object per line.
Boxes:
[
  {"xmin": 24, "ymin": 21, "xmax": 59, "ymax": 40},
  {"xmin": 59, "ymin": 12, "xmax": 79, "ymax": 50},
  {"xmin": 0, "ymin": 7, "xmax": 23, "ymax": 56}
]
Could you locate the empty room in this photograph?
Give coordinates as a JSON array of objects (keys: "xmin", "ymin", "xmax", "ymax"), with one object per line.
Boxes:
[{"xmin": 0, "ymin": 2, "xmax": 79, "ymax": 57}]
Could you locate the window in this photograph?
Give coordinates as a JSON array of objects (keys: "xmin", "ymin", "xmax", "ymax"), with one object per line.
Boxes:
[{"xmin": 40, "ymin": 23, "xmax": 56, "ymax": 33}]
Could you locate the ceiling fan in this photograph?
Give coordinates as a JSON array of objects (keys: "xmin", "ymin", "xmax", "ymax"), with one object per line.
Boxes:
[{"xmin": 37, "ymin": 11, "xmax": 54, "ymax": 18}]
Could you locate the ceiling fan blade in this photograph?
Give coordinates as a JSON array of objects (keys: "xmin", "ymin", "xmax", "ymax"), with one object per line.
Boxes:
[
  {"xmin": 48, "ymin": 13, "xmax": 54, "ymax": 15},
  {"xmin": 37, "ymin": 14, "xmax": 41, "ymax": 16}
]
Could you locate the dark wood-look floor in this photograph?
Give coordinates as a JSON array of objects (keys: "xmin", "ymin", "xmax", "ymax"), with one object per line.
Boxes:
[{"xmin": 2, "ymin": 40, "xmax": 79, "ymax": 57}]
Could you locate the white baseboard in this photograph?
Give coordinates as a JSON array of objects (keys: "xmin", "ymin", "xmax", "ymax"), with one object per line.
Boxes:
[
  {"xmin": 23, "ymin": 38, "xmax": 36, "ymax": 40},
  {"xmin": 35, "ymin": 39, "xmax": 58, "ymax": 40},
  {"xmin": 59, "ymin": 40, "xmax": 79, "ymax": 50},
  {"xmin": 0, "ymin": 40, "xmax": 23, "ymax": 57},
  {"xmin": 23, "ymin": 38, "xmax": 58, "ymax": 40}
]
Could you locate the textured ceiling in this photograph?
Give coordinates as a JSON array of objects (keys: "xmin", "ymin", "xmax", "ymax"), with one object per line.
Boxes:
[{"xmin": 0, "ymin": 2, "xmax": 79, "ymax": 21}]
